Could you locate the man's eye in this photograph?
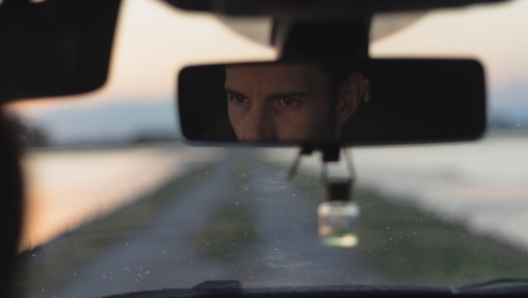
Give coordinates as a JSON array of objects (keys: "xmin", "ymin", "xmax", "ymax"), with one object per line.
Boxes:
[
  {"xmin": 234, "ymin": 96, "xmax": 246, "ymax": 103},
  {"xmin": 279, "ymin": 98, "xmax": 295, "ymax": 106}
]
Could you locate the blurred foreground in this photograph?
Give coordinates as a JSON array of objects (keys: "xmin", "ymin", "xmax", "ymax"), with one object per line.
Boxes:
[{"xmin": 13, "ymin": 133, "xmax": 528, "ymax": 297}]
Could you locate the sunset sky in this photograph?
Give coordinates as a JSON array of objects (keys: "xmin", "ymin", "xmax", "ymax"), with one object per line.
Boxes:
[
  {"xmin": 8, "ymin": 0, "xmax": 528, "ymax": 142},
  {"xmin": 372, "ymin": 0, "xmax": 528, "ymax": 86}
]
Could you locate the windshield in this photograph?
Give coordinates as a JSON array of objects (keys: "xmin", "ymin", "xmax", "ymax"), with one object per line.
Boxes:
[{"xmin": 7, "ymin": 0, "xmax": 528, "ymax": 297}]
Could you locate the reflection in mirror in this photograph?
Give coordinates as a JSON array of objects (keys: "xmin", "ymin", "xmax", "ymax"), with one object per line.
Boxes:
[
  {"xmin": 178, "ymin": 59, "xmax": 486, "ymax": 146},
  {"xmin": 225, "ymin": 63, "xmax": 365, "ymax": 143}
]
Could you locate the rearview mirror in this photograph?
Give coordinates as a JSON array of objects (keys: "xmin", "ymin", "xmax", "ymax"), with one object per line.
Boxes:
[{"xmin": 177, "ymin": 59, "xmax": 486, "ymax": 147}]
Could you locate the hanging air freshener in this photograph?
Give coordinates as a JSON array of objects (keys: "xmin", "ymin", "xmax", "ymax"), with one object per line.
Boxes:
[
  {"xmin": 288, "ymin": 146, "xmax": 360, "ymax": 248},
  {"xmin": 318, "ymin": 180, "xmax": 359, "ymax": 247}
]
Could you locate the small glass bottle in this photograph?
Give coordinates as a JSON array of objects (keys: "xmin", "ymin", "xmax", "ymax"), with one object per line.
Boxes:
[{"xmin": 318, "ymin": 180, "xmax": 360, "ymax": 247}]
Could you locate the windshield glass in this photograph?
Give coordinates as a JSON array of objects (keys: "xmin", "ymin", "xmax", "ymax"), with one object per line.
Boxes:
[{"xmin": 8, "ymin": 0, "xmax": 528, "ymax": 297}]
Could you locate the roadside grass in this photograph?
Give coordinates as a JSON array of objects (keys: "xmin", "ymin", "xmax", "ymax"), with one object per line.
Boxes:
[
  {"xmin": 287, "ymin": 167, "xmax": 528, "ymax": 286},
  {"xmin": 354, "ymin": 187, "xmax": 528, "ymax": 286},
  {"xmin": 191, "ymin": 203, "xmax": 259, "ymax": 261},
  {"xmin": 191, "ymin": 155, "xmax": 259, "ymax": 261},
  {"xmin": 14, "ymin": 162, "xmax": 214, "ymax": 298}
]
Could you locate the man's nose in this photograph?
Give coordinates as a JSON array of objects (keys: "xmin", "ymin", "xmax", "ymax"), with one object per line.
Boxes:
[{"xmin": 245, "ymin": 104, "xmax": 276, "ymax": 142}]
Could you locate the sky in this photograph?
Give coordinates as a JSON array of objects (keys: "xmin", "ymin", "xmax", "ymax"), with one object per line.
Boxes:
[
  {"xmin": 372, "ymin": 0, "xmax": 528, "ymax": 86},
  {"xmin": 7, "ymin": 0, "xmax": 528, "ymax": 143},
  {"xmin": 371, "ymin": 0, "xmax": 528, "ymax": 123}
]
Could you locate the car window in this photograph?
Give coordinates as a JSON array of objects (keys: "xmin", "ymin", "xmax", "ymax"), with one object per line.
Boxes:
[{"xmin": 7, "ymin": 0, "xmax": 528, "ymax": 297}]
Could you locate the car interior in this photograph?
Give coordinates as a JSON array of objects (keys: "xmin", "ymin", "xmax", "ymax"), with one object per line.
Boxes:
[{"xmin": 3, "ymin": 0, "xmax": 528, "ymax": 297}]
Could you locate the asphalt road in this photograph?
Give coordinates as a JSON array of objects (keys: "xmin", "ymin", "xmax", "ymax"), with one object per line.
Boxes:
[{"xmin": 14, "ymin": 150, "xmax": 383, "ymax": 298}]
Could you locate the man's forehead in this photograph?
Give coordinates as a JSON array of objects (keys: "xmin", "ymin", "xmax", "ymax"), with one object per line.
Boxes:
[
  {"xmin": 225, "ymin": 63, "xmax": 327, "ymax": 90},
  {"xmin": 226, "ymin": 63, "xmax": 310, "ymax": 73}
]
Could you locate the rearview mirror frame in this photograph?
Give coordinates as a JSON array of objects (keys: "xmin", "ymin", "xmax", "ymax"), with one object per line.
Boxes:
[{"xmin": 177, "ymin": 58, "xmax": 486, "ymax": 148}]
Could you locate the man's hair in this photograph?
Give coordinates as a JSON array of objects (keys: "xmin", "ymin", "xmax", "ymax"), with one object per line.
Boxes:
[
  {"xmin": 319, "ymin": 61, "xmax": 362, "ymax": 101},
  {"xmin": 317, "ymin": 62, "xmax": 362, "ymax": 122},
  {"xmin": 315, "ymin": 62, "xmax": 364, "ymax": 141}
]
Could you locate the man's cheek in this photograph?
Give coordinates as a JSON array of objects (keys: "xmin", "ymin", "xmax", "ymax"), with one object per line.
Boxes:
[
  {"xmin": 293, "ymin": 105, "xmax": 327, "ymax": 140},
  {"xmin": 231, "ymin": 108, "xmax": 248, "ymax": 125},
  {"xmin": 228, "ymin": 108, "xmax": 240, "ymax": 131},
  {"xmin": 228, "ymin": 110, "xmax": 248, "ymax": 139},
  {"xmin": 276, "ymin": 114, "xmax": 310, "ymax": 141}
]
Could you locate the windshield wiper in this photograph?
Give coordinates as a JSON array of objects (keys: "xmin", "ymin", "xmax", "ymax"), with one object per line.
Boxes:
[
  {"xmin": 455, "ymin": 277, "xmax": 528, "ymax": 294},
  {"xmin": 101, "ymin": 280, "xmax": 453, "ymax": 298},
  {"xmin": 102, "ymin": 278, "xmax": 528, "ymax": 298}
]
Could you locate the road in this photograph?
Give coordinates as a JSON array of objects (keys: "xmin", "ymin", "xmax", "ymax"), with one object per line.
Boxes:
[{"xmin": 14, "ymin": 150, "xmax": 383, "ymax": 298}]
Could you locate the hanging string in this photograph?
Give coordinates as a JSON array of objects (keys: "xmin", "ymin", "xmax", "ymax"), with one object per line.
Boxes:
[
  {"xmin": 288, "ymin": 146, "xmax": 313, "ymax": 180},
  {"xmin": 288, "ymin": 149, "xmax": 303, "ymax": 180},
  {"xmin": 343, "ymin": 147, "xmax": 356, "ymax": 182},
  {"xmin": 321, "ymin": 161, "xmax": 328, "ymax": 183}
]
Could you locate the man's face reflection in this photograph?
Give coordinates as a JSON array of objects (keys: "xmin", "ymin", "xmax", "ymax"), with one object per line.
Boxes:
[{"xmin": 225, "ymin": 63, "xmax": 365, "ymax": 142}]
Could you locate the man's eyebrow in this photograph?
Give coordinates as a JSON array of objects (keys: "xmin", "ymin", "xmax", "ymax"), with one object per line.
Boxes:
[
  {"xmin": 268, "ymin": 92, "xmax": 311, "ymax": 100},
  {"xmin": 225, "ymin": 88, "xmax": 248, "ymax": 98}
]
